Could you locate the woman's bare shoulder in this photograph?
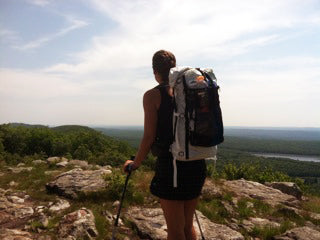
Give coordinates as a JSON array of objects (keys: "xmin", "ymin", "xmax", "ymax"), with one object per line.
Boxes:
[
  {"xmin": 144, "ymin": 87, "xmax": 160, "ymax": 100},
  {"xmin": 143, "ymin": 87, "xmax": 161, "ymax": 108}
]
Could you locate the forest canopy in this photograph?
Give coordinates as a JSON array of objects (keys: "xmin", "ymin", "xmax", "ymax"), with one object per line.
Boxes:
[{"xmin": 0, "ymin": 124, "xmax": 135, "ymax": 166}]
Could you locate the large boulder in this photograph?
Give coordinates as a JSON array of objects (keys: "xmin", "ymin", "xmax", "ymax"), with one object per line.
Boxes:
[
  {"xmin": 68, "ymin": 159, "xmax": 89, "ymax": 168},
  {"xmin": 7, "ymin": 167, "xmax": 33, "ymax": 174},
  {"xmin": 56, "ymin": 161, "xmax": 69, "ymax": 168},
  {"xmin": 47, "ymin": 157, "xmax": 68, "ymax": 164},
  {"xmin": 273, "ymin": 226, "xmax": 320, "ymax": 240},
  {"xmin": 265, "ymin": 182, "xmax": 303, "ymax": 199},
  {"xmin": 201, "ymin": 179, "xmax": 223, "ymax": 200},
  {"xmin": 240, "ymin": 217, "xmax": 280, "ymax": 232},
  {"xmin": 48, "ymin": 198, "xmax": 70, "ymax": 213},
  {"xmin": 46, "ymin": 168, "xmax": 111, "ymax": 199},
  {"xmin": 57, "ymin": 208, "xmax": 98, "ymax": 239},
  {"xmin": 222, "ymin": 179, "xmax": 300, "ymax": 207},
  {"xmin": 32, "ymin": 159, "xmax": 46, "ymax": 165},
  {"xmin": 126, "ymin": 207, "xmax": 244, "ymax": 240}
]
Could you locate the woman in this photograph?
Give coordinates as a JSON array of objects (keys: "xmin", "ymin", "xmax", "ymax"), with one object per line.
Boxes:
[{"xmin": 123, "ymin": 50, "xmax": 206, "ymax": 240}]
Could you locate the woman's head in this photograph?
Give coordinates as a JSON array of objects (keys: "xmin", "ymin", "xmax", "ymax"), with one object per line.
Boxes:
[{"xmin": 152, "ymin": 50, "xmax": 176, "ymax": 84}]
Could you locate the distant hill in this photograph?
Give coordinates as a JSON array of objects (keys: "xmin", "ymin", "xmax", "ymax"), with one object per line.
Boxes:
[
  {"xmin": 8, "ymin": 123, "xmax": 48, "ymax": 128},
  {"xmin": 225, "ymin": 127, "xmax": 320, "ymax": 141},
  {"xmin": 94, "ymin": 126, "xmax": 320, "ymax": 141},
  {"xmin": 52, "ymin": 125, "xmax": 95, "ymax": 133},
  {"xmin": 94, "ymin": 128, "xmax": 143, "ymax": 148},
  {"xmin": 94, "ymin": 126, "xmax": 320, "ymax": 155}
]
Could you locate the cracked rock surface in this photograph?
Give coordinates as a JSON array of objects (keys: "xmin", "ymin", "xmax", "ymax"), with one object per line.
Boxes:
[{"xmin": 126, "ymin": 207, "xmax": 244, "ymax": 240}]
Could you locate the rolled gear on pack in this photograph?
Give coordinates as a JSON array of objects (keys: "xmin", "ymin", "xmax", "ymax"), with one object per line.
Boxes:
[{"xmin": 169, "ymin": 67, "xmax": 224, "ymax": 187}]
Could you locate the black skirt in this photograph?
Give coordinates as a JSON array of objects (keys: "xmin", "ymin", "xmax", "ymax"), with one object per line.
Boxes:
[{"xmin": 150, "ymin": 154, "xmax": 207, "ymax": 200}]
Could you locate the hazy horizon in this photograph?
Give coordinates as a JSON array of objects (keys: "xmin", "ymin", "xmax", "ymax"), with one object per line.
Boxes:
[{"xmin": 2, "ymin": 122, "xmax": 320, "ymax": 131}]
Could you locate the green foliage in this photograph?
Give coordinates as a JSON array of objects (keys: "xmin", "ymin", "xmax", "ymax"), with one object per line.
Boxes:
[
  {"xmin": 273, "ymin": 205, "xmax": 305, "ymax": 226},
  {"xmin": 206, "ymin": 161, "xmax": 220, "ymax": 179},
  {"xmin": 74, "ymin": 144, "xmax": 93, "ymax": 160},
  {"xmin": 250, "ymin": 220, "xmax": 293, "ymax": 240},
  {"xmin": 221, "ymin": 136, "xmax": 320, "ymax": 155},
  {"xmin": 0, "ymin": 124, "xmax": 135, "ymax": 166},
  {"xmin": 0, "ymin": 136, "xmax": 4, "ymax": 153},
  {"xmin": 141, "ymin": 154, "xmax": 156, "ymax": 170},
  {"xmin": 216, "ymin": 160, "xmax": 314, "ymax": 194},
  {"xmin": 252, "ymin": 199, "xmax": 272, "ymax": 216},
  {"xmin": 92, "ymin": 208, "xmax": 107, "ymax": 238},
  {"xmin": 302, "ymin": 196, "xmax": 320, "ymax": 214},
  {"xmin": 237, "ymin": 198, "xmax": 254, "ymax": 219},
  {"xmin": 219, "ymin": 162, "xmax": 297, "ymax": 184},
  {"xmin": 198, "ymin": 199, "xmax": 229, "ymax": 223},
  {"xmin": 30, "ymin": 220, "xmax": 45, "ymax": 232},
  {"xmin": 46, "ymin": 216, "xmax": 61, "ymax": 230},
  {"xmin": 104, "ymin": 169, "xmax": 133, "ymax": 201}
]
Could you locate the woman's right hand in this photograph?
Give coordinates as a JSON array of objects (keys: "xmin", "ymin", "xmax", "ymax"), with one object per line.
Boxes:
[{"xmin": 123, "ymin": 160, "xmax": 139, "ymax": 174}]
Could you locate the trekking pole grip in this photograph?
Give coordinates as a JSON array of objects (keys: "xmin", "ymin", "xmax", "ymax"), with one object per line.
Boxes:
[{"xmin": 124, "ymin": 155, "xmax": 135, "ymax": 174}]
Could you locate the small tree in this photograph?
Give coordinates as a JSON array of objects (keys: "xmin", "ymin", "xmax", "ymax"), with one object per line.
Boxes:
[{"xmin": 73, "ymin": 144, "xmax": 92, "ymax": 160}]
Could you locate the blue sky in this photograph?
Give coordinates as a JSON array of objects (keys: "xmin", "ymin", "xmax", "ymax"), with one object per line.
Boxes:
[{"xmin": 0, "ymin": 0, "xmax": 319, "ymax": 127}]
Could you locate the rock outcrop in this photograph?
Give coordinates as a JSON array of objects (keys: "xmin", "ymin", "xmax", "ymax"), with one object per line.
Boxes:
[
  {"xmin": 46, "ymin": 168, "xmax": 112, "ymax": 199},
  {"xmin": 48, "ymin": 198, "xmax": 70, "ymax": 213},
  {"xmin": 7, "ymin": 166, "xmax": 33, "ymax": 174},
  {"xmin": 46, "ymin": 157, "xmax": 68, "ymax": 164},
  {"xmin": 2, "ymin": 158, "xmax": 320, "ymax": 240},
  {"xmin": 0, "ymin": 228, "xmax": 34, "ymax": 240},
  {"xmin": 68, "ymin": 159, "xmax": 89, "ymax": 168},
  {"xmin": 57, "ymin": 208, "xmax": 98, "ymax": 239},
  {"xmin": 273, "ymin": 226, "xmax": 320, "ymax": 240},
  {"xmin": 240, "ymin": 217, "xmax": 280, "ymax": 232},
  {"xmin": 126, "ymin": 207, "xmax": 244, "ymax": 240},
  {"xmin": 222, "ymin": 179, "xmax": 300, "ymax": 207},
  {"xmin": 32, "ymin": 160, "xmax": 46, "ymax": 165},
  {"xmin": 0, "ymin": 188, "xmax": 35, "ymax": 229},
  {"xmin": 265, "ymin": 181, "xmax": 303, "ymax": 199},
  {"xmin": 201, "ymin": 179, "xmax": 223, "ymax": 200}
]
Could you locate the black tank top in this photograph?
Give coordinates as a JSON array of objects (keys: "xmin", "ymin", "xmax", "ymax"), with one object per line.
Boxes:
[{"xmin": 151, "ymin": 84, "xmax": 173, "ymax": 156}]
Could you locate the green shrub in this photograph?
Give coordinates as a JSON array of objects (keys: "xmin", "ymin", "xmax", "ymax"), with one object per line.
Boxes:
[
  {"xmin": 104, "ymin": 169, "xmax": 133, "ymax": 201},
  {"xmin": 198, "ymin": 199, "xmax": 229, "ymax": 223},
  {"xmin": 237, "ymin": 198, "xmax": 254, "ymax": 219},
  {"xmin": 218, "ymin": 162, "xmax": 306, "ymax": 192},
  {"xmin": 250, "ymin": 220, "xmax": 293, "ymax": 240}
]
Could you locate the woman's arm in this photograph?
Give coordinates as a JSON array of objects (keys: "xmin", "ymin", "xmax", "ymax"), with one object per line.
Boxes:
[{"xmin": 124, "ymin": 88, "xmax": 160, "ymax": 171}]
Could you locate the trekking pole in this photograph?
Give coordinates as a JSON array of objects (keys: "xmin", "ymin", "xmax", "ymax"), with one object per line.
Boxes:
[
  {"xmin": 111, "ymin": 156, "xmax": 135, "ymax": 240},
  {"xmin": 195, "ymin": 211, "xmax": 205, "ymax": 240}
]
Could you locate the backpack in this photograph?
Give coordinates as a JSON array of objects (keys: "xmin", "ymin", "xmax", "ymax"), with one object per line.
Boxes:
[{"xmin": 169, "ymin": 67, "xmax": 224, "ymax": 187}]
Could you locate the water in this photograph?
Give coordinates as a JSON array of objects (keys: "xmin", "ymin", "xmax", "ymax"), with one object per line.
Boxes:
[{"xmin": 251, "ymin": 153, "xmax": 320, "ymax": 163}]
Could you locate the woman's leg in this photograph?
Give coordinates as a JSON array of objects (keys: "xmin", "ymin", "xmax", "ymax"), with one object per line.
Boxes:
[
  {"xmin": 184, "ymin": 198, "xmax": 198, "ymax": 240},
  {"xmin": 160, "ymin": 199, "xmax": 186, "ymax": 240}
]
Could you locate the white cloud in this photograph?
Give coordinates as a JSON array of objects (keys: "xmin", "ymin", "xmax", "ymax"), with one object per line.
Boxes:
[
  {"xmin": 14, "ymin": 17, "xmax": 88, "ymax": 51},
  {"xmin": 0, "ymin": 28, "xmax": 19, "ymax": 44},
  {"xmin": 0, "ymin": 67, "xmax": 145, "ymax": 125},
  {"xmin": 45, "ymin": 0, "xmax": 320, "ymax": 75},
  {"xmin": 26, "ymin": 0, "xmax": 50, "ymax": 7},
  {"xmin": 0, "ymin": 68, "xmax": 83, "ymax": 99},
  {"xmin": 219, "ymin": 57, "xmax": 320, "ymax": 127},
  {"xmin": 1, "ymin": 0, "xmax": 320, "ymax": 126}
]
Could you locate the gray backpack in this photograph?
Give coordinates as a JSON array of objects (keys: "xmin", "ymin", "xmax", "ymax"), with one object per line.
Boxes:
[{"xmin": 169, "ymin": 67, "xmax": 224, "ymax": 187}]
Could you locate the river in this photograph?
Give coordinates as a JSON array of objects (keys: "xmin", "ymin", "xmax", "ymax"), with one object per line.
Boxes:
[{"xmin": 250, "ymin": 153, "xmax": 320, "ymax": 163}]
